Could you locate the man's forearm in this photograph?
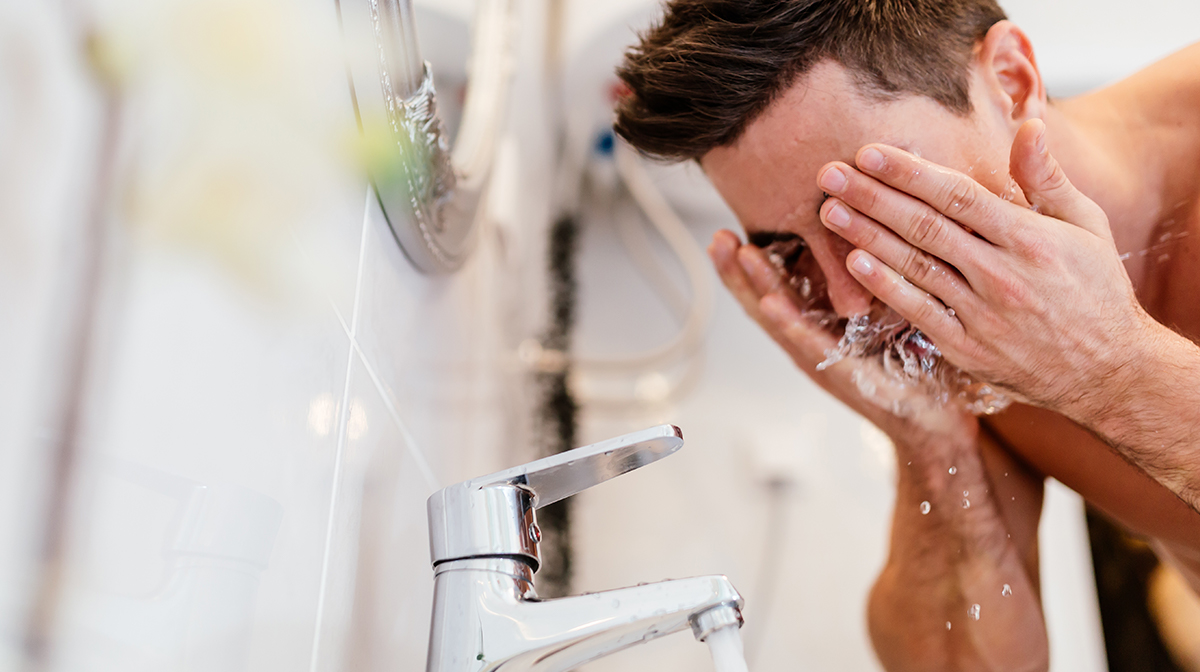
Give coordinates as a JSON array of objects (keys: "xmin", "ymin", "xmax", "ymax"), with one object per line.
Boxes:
[
  {"xmin": 1073, "ymin": 321, "xmax": 1200, "ymax": 512},
  {"xmin": 869, "ymin": 431, "xmax": 1048, "ymax": 672}
]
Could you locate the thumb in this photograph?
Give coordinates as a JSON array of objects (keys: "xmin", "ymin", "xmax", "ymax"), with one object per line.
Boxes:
[{"xmin": 1010, "ymin": 119, "xmax": 1112, "ymax": 240}]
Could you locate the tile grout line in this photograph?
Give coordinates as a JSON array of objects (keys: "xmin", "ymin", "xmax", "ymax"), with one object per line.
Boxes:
[
  {"xmin": 349, "ymin": 337, "xmax": 442, "ymax": 492},
  {"xmin": 309, "ymin": 186, "xmax": 373, "ymax": 672},
  {"xmin": 326, "ymin": 296, "xmax": 440, "ymax": 493}
]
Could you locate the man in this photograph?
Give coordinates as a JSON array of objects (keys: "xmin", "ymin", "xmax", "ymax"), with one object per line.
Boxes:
[{"xmin": 613, "ymin": 1, "xmax": 1200, "ymax": 670}]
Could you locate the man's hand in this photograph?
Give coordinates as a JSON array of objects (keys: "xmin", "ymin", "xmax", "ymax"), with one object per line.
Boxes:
[
  {"xmin": 815, "ymin": 118, "xmax": 1200, "ymax": 513},
  {"xmin": 708, "ymin": 229, "xmax": 977, "ymax": 445},
  {"xmin": 813, "ymin": 118, "xmax": 1157, "ymax": 423}
]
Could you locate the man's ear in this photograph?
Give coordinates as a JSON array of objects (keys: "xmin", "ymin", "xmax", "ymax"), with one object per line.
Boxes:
[{"xmin": 976, "ymin": 21, "xmax": 1045, "ymax": 125}]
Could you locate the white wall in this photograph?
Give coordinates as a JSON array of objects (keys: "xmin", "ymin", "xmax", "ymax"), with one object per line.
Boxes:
[{"xmin": 0, "ymin": 0, "xmax": 555, "ymax": 670}]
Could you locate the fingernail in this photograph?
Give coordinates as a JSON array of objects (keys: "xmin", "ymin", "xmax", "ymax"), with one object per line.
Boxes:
[
  {"xmin": 858, "ymin": 147, "xmax": 885, "ymax": 171},
  {"xmin": 850, "ymin": 252, "xmax": 873, "ymax": 275},
  {"xmin": 825, "ymin": 202, "xmax": 851, "ymax": 228},
  {"xmin": 819, "ymin": 166, "xmax": 848, "ymax": 193}
]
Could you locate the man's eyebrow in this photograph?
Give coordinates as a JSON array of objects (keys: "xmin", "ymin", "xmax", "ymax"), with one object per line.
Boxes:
[{"xmin": 747, "ymin": 230, "xmax": 802, "ymax": 248}]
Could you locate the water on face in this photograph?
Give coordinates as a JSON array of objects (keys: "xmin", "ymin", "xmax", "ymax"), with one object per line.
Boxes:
[
  {"xmin": 705, "ymin": 626, "xmax": 749, "ymax": 672},
  {"xmin": 763, "ymin": 238, "xmax": 1012, "ymax": 417},
  {"xmin": 763, "ymin": 236, "xmax": 1008, "ymax": 415}
]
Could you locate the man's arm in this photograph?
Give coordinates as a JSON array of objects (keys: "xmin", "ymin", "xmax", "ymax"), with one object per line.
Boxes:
[{"xmin": 869, "ymin": 426, "xmax": 1047, "ymax": 672}]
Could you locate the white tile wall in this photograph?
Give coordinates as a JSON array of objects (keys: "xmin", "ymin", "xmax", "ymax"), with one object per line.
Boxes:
[
  {"xmin": 1, "ymin": 1, "xmax": 556, "ymax": 671},
  {"xmin": 5, "ymin": 0, "xmax": 1196, "ymax": 670}
]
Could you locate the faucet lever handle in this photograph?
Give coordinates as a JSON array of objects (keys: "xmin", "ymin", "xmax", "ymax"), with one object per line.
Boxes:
[
  {"xmin": 427, "ymin": 425, "xmax": 683, "ymax": 568},
  {"xmin": 477, "ymin": 424, "xmax": 683, "ymax": 508}
]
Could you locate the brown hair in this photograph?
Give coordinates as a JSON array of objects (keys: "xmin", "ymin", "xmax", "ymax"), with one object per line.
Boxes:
[{"xmin": 614, "ymin": 0, "xmax": 1007, "ymax": 161}]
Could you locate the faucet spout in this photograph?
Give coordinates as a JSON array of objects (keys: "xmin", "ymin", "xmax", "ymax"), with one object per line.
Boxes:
[{"xmin": 426, "ymin": 558, "xmax": 743, "ymax": 672}]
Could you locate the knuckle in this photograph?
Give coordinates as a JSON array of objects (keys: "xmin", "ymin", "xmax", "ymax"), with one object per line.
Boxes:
[
  {"xmin": 1041, "ymin": 164, "xmax": 1071, "ymax": 193},
  {"xmin": 856, "ymin": 180, "xmax": 882, "ymax": 213},
  {"xmin": 936, "ymin": 179, "xmax": 976, "ymax": 217},
  {"xmin": 901, "ymin": 246, "xmax": 938, "ymax": 287},
  {"xmin": 908, "ymin": 209, "xmax": 947, "ymax": 249},
  {"xmin": 1011, "ymin": 228, "xmax": 1055, "ymax": 264},
  {"xmin": 854, "ymin": 219, "xmax": 882, "ymax": 248},
  {"xmin": 910, "ymin": 296, "xmax": 941, "ymax": 326},
  {"xmin": 992, "ymin": 276, "xmax": 1028, "ymax": 309}
]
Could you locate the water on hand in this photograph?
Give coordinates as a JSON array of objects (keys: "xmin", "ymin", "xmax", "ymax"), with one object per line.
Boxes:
[
  {"xmin": 761, "ymin": 238, "xmax": 1012, "ymax": 417},
  {"xmin": 706, "ymin": 625, "xmax": 750, "ymax": 672}
]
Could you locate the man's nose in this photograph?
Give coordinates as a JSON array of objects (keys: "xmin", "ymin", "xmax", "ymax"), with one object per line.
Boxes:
[{"xmin": 814, "ymin": 231, "xmax": 875, "ymax": 318}]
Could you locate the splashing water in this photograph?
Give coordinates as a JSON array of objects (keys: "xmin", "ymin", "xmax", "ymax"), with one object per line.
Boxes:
[
  {"xmin": 967, "ymin": 604, "xmax": 981, "ymax": 621},
  {"xmin": 1002, "ymin": 584, "xmax": 1013, "ymax": 597},
  {"xmin": 961, "ymin": 498, "xmax": 971, "ymax": 509},
  {"xmin": 1118, "ymin": 230, "xmax": 1190, "ymax": 262},
  {"xmin": 948, "ymin": 466, "xmax": 957, "ymax": 475},
  {"xmin": 920, "ymin": 501, "xmax": 931, "ymax": 515},
  {"xmin": 705, "ymin": 626, "xmax": 749, "ymax": 672},
  {"xmin": 763, "ymin": 238, "xmax": 1012, "ymax": 417}
]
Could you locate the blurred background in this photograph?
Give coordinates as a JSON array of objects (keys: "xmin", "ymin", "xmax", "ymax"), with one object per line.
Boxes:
[{"xmin": 1, "ymin": 0, "xmax": 1198, "ymax": 671}]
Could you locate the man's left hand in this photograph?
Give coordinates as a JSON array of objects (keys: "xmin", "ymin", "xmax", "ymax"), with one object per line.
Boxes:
[{"xmin": 813, "ymin": 118, "xmax": 1159, "ymax": 422}]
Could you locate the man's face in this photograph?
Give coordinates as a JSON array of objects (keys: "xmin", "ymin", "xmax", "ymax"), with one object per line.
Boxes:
[{"xmin": 702, "ymin": 60, "xmax": 1016, "ymax": 318}]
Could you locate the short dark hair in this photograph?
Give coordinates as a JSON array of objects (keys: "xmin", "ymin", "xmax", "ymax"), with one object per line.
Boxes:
[{"xmin": 614, "ymin": 0, "xmax": 1007, "ymax": 161}]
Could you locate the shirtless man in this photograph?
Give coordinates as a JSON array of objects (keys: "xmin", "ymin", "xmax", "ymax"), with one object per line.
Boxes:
[{"xmin": 614, "ymin": 1, "xmax": 1200, "ymax": 669}]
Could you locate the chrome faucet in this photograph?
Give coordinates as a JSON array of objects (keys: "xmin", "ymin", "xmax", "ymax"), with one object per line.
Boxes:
[{"xmin": 425, "ymin": 425, "xmax": 745, "ymax": 671}]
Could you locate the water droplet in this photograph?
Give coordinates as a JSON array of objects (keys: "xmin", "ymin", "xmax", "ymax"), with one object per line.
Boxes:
[
  {"xmin": 1004, "ymin": 472, "xmax": 1008, "ymax": 477},
  {"xmin": 948, "ymin": 466, "xmax": 957, "ymax": 475},
  {"xmin": 946, "ymin": 308, "xmax": 956, "ymax": 318},
  {"xmin": 920, "ymin": 501, "xmax": 931, "ymax": 515},
  {"xmin": 612, "ymin": 598, "xmax": 621, "ymax": 608},
  {"xmin": 963, "ymin": 490, "xmax": 969, "ymax": 497},
  {"xmin": 961, "ymin": 498, "xmax": 971, "ymax": 509},
  {"xmin": 945, "ymin": 621, "xmax": 952, "ymax": 631},
  {"xmin": 968, "ymin": 604, "xmax": 981, "ymax": 620},
  {"xmin": 1002, "ymin": 584, "xmax": 1012, "ymax": 597}
]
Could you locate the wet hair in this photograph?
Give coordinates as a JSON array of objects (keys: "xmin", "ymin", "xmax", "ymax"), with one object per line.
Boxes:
[{"xmin": 614, "ymin": 0, "xmax": 1007, "ymax": 161}]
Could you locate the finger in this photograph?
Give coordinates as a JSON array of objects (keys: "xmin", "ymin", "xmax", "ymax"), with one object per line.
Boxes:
[
  {"xmin": 845, "ymin": 249, "xmax": 968, "ymax": 350},
  {"xmin": 759, "ymin": 291, "xmax": 839, "ymax": 368},
  {"xmin": 737, "ymin": 244, "xmax": 786, "ymax": 297},
  {"xmin": 818, "ymin": 160, "xmax": 994, "ymax": 269},
  {"xmin": 844, "ymin": 144, "xmax": 1018, "ymax": 248},
  {"xmin": 820, "ymin": 197, "xmax": 979, "ymax": 306},
  {"xmin": 1009, "ymin": 119, "xmax": 1112, "ymax": 241},
  {"xmin": 709, "ymin": 230, "xmax": 780, "ymax": 333}
]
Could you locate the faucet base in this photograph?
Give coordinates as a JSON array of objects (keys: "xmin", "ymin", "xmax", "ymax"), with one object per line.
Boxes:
[{"xmin": 425, "ymin": 557, "xmax": 742, "ymax": 672}]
